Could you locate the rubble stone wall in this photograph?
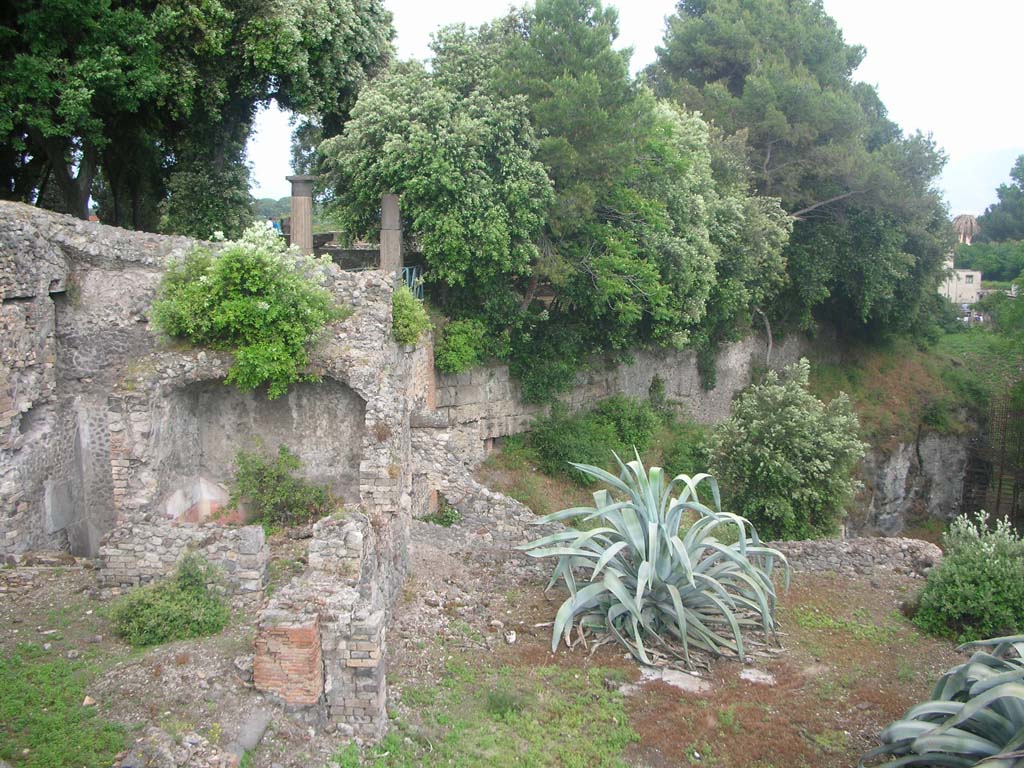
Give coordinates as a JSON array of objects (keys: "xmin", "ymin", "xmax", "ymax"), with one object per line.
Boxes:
[
  {"xmin": 0, "ymin": 202, "xmax": 422, "ymax": 602},
  {"xmin": 254, "ymin": 514, "xmax": 387, "ymax": 739},
  {"xmin": 771, "ymin": 536, "xmax": 942, "ymax": 578},
  {"xmin": 98, "ymin": 522, "xmax": 269, "ymax": 598},
  {"xmin": 433, "ymin": 332, "xmax": 828, "ymax": 465}
]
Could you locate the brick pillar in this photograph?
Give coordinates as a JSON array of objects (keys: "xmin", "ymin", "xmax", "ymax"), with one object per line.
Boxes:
[
  {"xmin": 253, "ymin": 614, "xmax": 323, "ymax": 706},
  {"xmin": 287, "ymin": 175, "xmax": 315, "ymax": 255},
  {"xmin": 379, "ymin": 194, "xmax": 402, "ymax": 275}
]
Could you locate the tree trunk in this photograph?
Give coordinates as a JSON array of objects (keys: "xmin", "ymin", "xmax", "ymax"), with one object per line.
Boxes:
[
  {"xmin": 753, "ymin": 307, "xmax": 773, "ymax": 368},
  {"xmin": 28, "ymin": 130, "xmax": 97, "ymax": 219}
]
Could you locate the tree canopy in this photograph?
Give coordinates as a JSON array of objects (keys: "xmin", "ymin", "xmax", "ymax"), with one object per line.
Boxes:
[
  {"xmin": 977, "ymin": 156, "xmax": 1024, "ymax": 243},
  {"xmin": 0, "ymin": 0, "xmax": 394, "ymax": 236},
  {"xmin": 321, "ymin": 0, "xmax": 790, "ymax": 400},
  {"xmin": 647, "ymin": 0, "xmax": 952, "ymax": 336}
]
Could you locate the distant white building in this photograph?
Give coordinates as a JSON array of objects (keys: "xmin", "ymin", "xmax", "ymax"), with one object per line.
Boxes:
[{"xmin": 940, "ymin": 255, "xmax": 982, "ymax": 305}]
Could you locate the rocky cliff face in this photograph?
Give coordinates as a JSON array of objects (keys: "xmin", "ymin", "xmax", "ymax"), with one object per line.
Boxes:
[{"xmin": 856, "ymin": 430, "xmax": 972, "ymax": 535}]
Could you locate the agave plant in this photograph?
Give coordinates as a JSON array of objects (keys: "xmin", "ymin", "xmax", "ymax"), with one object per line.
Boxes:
[
  {"xmin": 860, "ymin": 635, "xmax": 1024, "ymax": 767},
  {"xmin": 519, "ymin": 454, "xmax": 788, "ymax": 667}
]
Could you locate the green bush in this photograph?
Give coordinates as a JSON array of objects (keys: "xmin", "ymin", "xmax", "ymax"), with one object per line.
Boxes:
[
  {"xmin": 110, "ymin": 554, "xmax": 229, "ymax": 647},
  {"xmin": 711, "ymin": 359, "xmax": 865, "ymax": 540},
  {"xmin": 392, "ymin": 285, "xmax": 431, "ymax": 345},
  {"xmin": 151, "ymin": 225, "xmax": 342, "ymax": 398},
  {"xmin": 526, "ymin": 397, "xmax": 659, "ymax": 485},
  {"xmin": 913, "ymin": 512, "xmax": 1024, "ymax": 643},
  {"xmin": 528, "ymin": 406, "xmax": 621, "ymax": 484},
  {"xmin": 434, "ymin": 319, "xmax": 489, "ymax": 373},
  {"xmin": 521, "ymin": 457, "xmax": 788, "ymax": 665},
  {"xmin": 660, "ymin": 420, "xmax": 711, "ymax": 479},
  {"xmin": 230, "ymin": 445, "xmax": 336, "ymax": 530},
  {"xmin": 421, "ymin": 494, "xmax": 461, "ymax": 527},
  {"xmin": 588, "ymin": 395, "xmax": 660, "ymax": 453}
]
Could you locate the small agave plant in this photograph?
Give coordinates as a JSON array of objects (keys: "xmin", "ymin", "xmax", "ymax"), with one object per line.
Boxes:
[
  {"xmin": 519, "ymin": 454, "xmax": 788, "ymax": 667},
  {"xmin": 861, "ymin": 635, "xmax": 1024, "ymax": 767}
]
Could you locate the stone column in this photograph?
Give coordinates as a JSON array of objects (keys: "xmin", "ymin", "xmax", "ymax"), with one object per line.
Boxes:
[
  {"xmin": 379, "ymin": 193, "xmax": 402, "ymax": 275},
  {"xmin": 287, "ymin": 175, "xmax": 315, "ymax": 255}
]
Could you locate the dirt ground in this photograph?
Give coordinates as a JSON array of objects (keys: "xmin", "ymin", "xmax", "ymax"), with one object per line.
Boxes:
[
  {"xmin": 0, "ymin": 514, "xmax": 965, "ymax": 768},
  {"xmin": 386, "ymin": 523, "xmax": 964, "ymax": 768}
]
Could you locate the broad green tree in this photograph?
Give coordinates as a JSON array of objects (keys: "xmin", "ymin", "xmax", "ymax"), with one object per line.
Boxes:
[
  {"xmin": 322, "ymin": 0, "xmax": 790, "ymax": 401},
  {"xmin": 648, "ymin": 0, "xmax": 952, "ymax": 335},
  {"xmin": 320, "ymin": 60, "xmax": 553, "ymax": 313},
  {"xmin": 0, "ymin": 0, "xmax": 394, "ymax": 234},
  {"xmin": 955, "ymin": 240, "xmax": 1024, "ymax": 283},
  {"xmin": 977, "ymin": 156, "xmax": 1024, "ymax": 243}
]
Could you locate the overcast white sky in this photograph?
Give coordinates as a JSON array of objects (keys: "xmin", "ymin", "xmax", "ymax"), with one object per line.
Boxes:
[{"xmin": 249, "ymin": 0, "xmax": 1024, "ymax": 216}]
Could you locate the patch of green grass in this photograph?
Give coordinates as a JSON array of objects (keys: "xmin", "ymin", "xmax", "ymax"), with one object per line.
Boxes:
[
  {"xmin": 809, "ymin": 729, "xmax": 850, "ymax": 753},
  {"xmin": 346, "ymin": 659, "xmax": 637, "ymax": 767},
  {"xmin": 109, "ymin": 553, "xmax": 229, "ymax": 647},
  {"xmin": 0, "ymin": 643, "xmax": 126, "ymax": 768},
  {"xmin": 717, "ymin": 705, "xmax": 739, "ymax": 733},
  {"xmin": 420, "ymin": 495, "xmax": 461, "ymax": 527},
  {"xmin": 790, "ymin": 605, "xmax": 898, "ymax": 644}
]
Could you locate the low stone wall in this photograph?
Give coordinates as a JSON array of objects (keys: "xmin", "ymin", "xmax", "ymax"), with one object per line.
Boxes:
[
  {"xmin": 410, "ymin": 425, "xmax": 557, "ymax": 551},
  {"xmin": 433, "ymin": 331, "xmax": 831, "ymax": 464},
  {"xmin": 253, "ymin": 513, "xmax": 387, "ymax": 739},
  {"xmin": 97, "ymin": 522, "xmax": 268, "ymax": 597},
  {"xmin": 771, "ymin": 536, "xmax": 942, "ymax": 578}
]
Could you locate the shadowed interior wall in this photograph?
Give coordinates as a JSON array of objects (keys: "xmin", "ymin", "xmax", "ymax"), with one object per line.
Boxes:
[{"xmin": 154, "ymin": 380, "xmax": 365, "ymax": 520}]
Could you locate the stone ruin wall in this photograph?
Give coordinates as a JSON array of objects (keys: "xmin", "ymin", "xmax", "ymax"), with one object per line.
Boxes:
[
  {"xmin": 0, "ymin": 201, "xmax": 433, "ymax": 735},
  {"xmin": 434, "ymin": 331, "xmax": 830, "ymax": 467},
  {"xmin": 0, "ymin": 201, "xmax": 959, "ymax": 744}
]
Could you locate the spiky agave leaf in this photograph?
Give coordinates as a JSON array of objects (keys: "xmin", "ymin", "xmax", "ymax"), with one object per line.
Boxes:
[
  {"xmin": 519, "ymin": 456, "xmax": 788, "ymax": 665},
  {"xmin": 861, "ymin": 636, "xmax": 1024, "ymax": 767}
]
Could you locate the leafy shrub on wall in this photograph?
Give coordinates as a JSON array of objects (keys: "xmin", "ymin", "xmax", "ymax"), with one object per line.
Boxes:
[
  {"xmin": 229, "ymin": 445, "xmax": 336, "ymax": 532},
  {"xmin": 151, "ymin": 226, "xmax": 342, "ymax": 398},
  {"xmin": 434, "ymin": 319, "xmax": 489, "ymax": 373},
  {"xmin": 391, "ymin": 285, "xmax": 431, "ymax": 345},
  {"xmin": 711, "ymin": 358, "xmax": 865, "ymax": 540},
  {"xmin": 913, "ymin": 511, "xmax": 1024, "ymax": 643}
]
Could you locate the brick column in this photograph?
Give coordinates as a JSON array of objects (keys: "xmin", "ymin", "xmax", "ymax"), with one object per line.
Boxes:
[{"xmin": 287, "ymin": 175, "xmax": 315, "ymax": 255}]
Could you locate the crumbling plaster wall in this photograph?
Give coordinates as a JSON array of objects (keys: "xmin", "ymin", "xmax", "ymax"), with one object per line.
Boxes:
[{"xmin": 0, "ymin": 203, "xmax": 425, "ymax": 606}]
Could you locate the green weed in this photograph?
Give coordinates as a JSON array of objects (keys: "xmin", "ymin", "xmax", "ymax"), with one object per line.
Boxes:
[{"xmin": 0, "ymin": 643, "xmax": 125, "ymax": 768}]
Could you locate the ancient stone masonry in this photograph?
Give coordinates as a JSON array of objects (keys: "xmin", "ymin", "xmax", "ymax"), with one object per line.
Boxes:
[
  {"xmin": 410, "ymin": 423, "xmax": 557, "ymax": 552},
  {"xmin": 254, "ymin": 514, "xmax": 387, "ymax": 739},
  {"xmin": 0, "ymin": 201, "xmax": 431, "ymax": 739},
  {"xmin": 0, "ymin": 202, "xmax": 425, "ymax": 591},
  {"xmin": 433, "ymin": 333, "xmax": 828, "ymax": 466},
  {"xmin": 98, "ymin": 522, "xmax": 269, "ymax": 599},
  {"xmin": 771, "ymin": 536, "xmax": 942, "ymax": 578},
  {"xmin": 1, "ymin": 201, "xmax": 193, "ymax": 556}
]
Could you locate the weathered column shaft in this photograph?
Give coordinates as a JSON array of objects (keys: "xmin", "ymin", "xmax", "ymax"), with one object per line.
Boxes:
[
  {"xmin": 379, "ymin": 193, "xmax": 402, "ymax": 275},
  {"xmin": 287, "ymin": 175, "xmax": 315, "ymax": 255}
]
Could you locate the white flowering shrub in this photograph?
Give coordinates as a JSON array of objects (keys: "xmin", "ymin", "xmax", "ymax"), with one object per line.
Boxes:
[
  {"xmin": 152, "ymin": 225, "xmax": 344, "ymax": 398},
  {"xmin": 914, "ymin": 511, "xmax": 1024, "ymax": 642},
  {"xmin": 710, "ymin": 359, "xmax": 865, "ymax": 539}
]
